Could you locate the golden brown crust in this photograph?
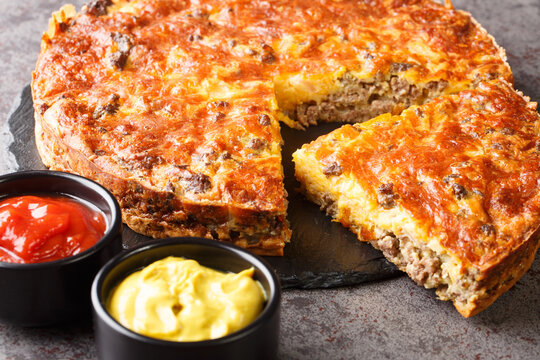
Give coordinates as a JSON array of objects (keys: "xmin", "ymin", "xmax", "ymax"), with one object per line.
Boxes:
[
  {"xmin": 458, "ymin": 225, "xmax": 540, "ymax": 317},
  {"xmin": 293, "ymin": 80, "xmax": 540, "ymax": 315},
  {"xmin": 32, "ymin": 0, "xmax": 511, "ymax": 255}
]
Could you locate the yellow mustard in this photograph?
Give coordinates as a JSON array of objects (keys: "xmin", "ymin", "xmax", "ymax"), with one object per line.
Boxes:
[{"xmin": 106, "ymin": 256, "xmax": 266, "ymax": 342}]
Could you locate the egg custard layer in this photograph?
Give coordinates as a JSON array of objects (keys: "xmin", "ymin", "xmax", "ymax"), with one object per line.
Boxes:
[
  {"xmin": 293, "ymin": 81, "xmax": 540, "ymax": 317},
  {"xmin": 33, "ymin": 0, "xmax": 511, "ymax": 255}
]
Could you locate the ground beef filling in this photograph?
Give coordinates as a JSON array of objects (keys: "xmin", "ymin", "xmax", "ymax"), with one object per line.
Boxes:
[
  {"xmin": 371, "ymin": 234, "xmax": 444, "ymax": 288},
  {"xmin": 369, "ymin": 232, "xmax": 481, "ymax": 305},
  {"xmin": 315, "ymin": 190, "xmax": 478, "ymax": 305},
  {"xmin": 288, "ymin": 73, "xmax": 448, "ymax": 127},
  {"xmin": 310, "ymin": 183, "xmax": 526, "ymax": 312}
]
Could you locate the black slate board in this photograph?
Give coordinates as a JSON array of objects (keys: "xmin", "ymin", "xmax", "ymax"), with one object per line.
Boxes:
[{"xmin": 8, "ymin": 85, "xmax": 400, "ymax": 288}]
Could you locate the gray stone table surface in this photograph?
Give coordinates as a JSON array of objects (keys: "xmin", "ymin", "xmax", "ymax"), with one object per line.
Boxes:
[{"xmin": 0, "ymin": 0, "xmax": 539, "ymax": 359}]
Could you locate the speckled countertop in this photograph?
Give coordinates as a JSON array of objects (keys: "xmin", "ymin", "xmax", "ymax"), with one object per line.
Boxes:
[{"xmin": 0, "ymin": 1, "xmax": 539, "ymax": 359}]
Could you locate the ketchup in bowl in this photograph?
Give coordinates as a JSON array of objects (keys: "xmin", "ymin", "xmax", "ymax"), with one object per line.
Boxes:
[{"xmin": 0, "ymin": 195, "xmax": 106, "ymax": 264}]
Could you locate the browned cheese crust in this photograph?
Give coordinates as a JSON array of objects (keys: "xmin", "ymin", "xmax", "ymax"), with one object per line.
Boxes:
[
  {"xmin": 32, "ymin": 0, "xmax": 511, "ymax": 255},
  {"xmin": 293, "ymin": 81, "xmax": 540, "ymax": 316}
]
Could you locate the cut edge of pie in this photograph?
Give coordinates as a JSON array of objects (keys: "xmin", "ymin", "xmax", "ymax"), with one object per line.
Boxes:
[{"xmin": 292, "ymin": 80, "xmax": 540, "ymax": 316}]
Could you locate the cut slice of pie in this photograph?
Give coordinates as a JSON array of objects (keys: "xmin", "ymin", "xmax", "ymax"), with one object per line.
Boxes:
[{"xmin": 293, "ymin": 81, "xmax": 540, "ymax": 316}]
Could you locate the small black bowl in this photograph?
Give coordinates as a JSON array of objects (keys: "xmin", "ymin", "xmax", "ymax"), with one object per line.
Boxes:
[
  {"xmin": 0, "ymin": 170, "xmax": 123, "ymax": 326},
  {"xmin": 91, "ymin": 237, "xmax": 281, "ymax": 360}
]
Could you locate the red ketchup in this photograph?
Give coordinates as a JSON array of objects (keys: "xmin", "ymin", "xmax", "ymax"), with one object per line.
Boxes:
[{"xmin": 0, "ymin": 195, "xmax": 106, "ymax": 264}]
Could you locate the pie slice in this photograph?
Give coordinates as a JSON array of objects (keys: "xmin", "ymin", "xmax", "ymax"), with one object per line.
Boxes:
[
  {"xmin": 293, "ymin": 81, "xmax": 540, "ymax": 316},
  {"xmin": 33, "ymin": 0, "xmax": 511, "ymax": 255}
]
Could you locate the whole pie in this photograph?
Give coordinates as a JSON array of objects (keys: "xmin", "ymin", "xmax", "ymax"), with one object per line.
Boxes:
[{"xmin": 33, "ymin": 0, "xmax": 511, "ymax": 257}]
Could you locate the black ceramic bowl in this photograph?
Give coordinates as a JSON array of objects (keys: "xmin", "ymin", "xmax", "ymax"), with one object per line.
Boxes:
[
  {"xmin": 92, "ymin": 237, "xmax": 281, "ymax": 360},
  {"xmin": 0, "ymin": 170, "xmax": 123, "ymax": 326}
]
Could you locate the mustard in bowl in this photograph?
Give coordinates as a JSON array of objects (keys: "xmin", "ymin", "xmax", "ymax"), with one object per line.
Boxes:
[
  {"xmin": 91, "ymin": 237, "xmax": 281, "ymax": 360},
  {"xmin": 107, "ymin": 256, "xmax": 266, "ymax": 342}
]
